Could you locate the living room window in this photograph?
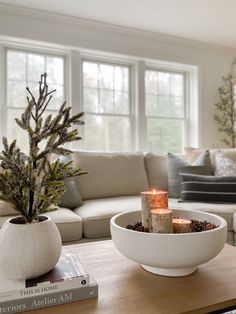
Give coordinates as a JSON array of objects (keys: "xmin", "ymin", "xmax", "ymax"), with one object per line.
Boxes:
[
  {"xmin": 4, "ymin": 48, "xmax": 65, "ymax": 152},
  {"xmin": 145, "ymin": 69, "xmax": 185, "ymax": 154},
  {"xmin": 82, "ymin": 60, "xmax": 132, "ymax": 152},
  {"xmin": 0, "ymin": 42, "xmax": 198, "ymax": 154}
]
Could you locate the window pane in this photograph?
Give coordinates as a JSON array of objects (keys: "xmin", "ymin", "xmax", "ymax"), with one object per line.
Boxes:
[
  {"xmin": 158, "ymin": 72, "xmax": 170, "ymax": 95},
  {"xmin": 7, "ymin": 108, "xmax": 56, "ymax": 154},
  {"xmin": 7, "ymin": 80, "xmax": 27, "ymax": 107},
  {"xmin": 114, "ymin": 66, "xmax": 129, "ymax": 91},
  {"xmin": 83, "ymin": 60, "xmax": 131, "ymax": 151},
  {"xmin": 99, "ymin": 64, "xmax": 113, "ymax": 89},
  {"xmin": 6, "ymin": 49, "xmax": 65, "ymax": 153},
  {"xmin": 6, "ymin": 50, "xmax": 64, "ymax": 109},
  {"xmin": 171, "ymin": 74, "xmax": 183, "ymax": 96},
  {"xmin": 100, "ymin": 90, "xmax": 113, "ymax": 113},
  {"xmin": 46, "ymin": 57, "xmax": 64, "ymax": 84},
  {"xmin": 83, "ymin": 62, "xmax": 98, "ymax": 88},
  {"xmin": 7, "ymin": 108, "xmax": 29, "ymax": 153},
  {"xmin": 146, "ymin": 94, "xmax": 157, "ymax": 116},
  {"xmin": 47, "ymin": 84, "xmax": 64, "ymax": 110},
  {"xmin": 28, "ymin": 54, "xmax": 45, "ymax": 82},
  {"xmin": 170, "ymin": 97, "xmax": 184, "ymax": 117},
  {"xmin": 146, "ymin": 70, "xmax": 158, "ymax": 94},
  {"xmin": 145, "ymin": 69, "xmax": 185, "ymax": 152},
  {"xmin": 147, "ymin": 118, "xmax": 183, "ymax": 154},
  {"xmin": 7, "ymin": 51, "xmax": 26, "ymax": 80},
  {"xmin": 27, "ymin": 82, "xmax": 40, "ymax": 101},
  {"xmin": 84, "ymin": 114, "xmax": 131, "ymax": 151},
  {"xmin": 84, "ymin": 87, "xmax": 99, "ymax": 112},
  {"xmin": 114, "ymin": 91, "xmax": 129, "ymax": 114}
]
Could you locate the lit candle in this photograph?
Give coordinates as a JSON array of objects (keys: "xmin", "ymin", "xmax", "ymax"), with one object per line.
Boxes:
[
  {"xmin": 150, "ymin": 208, "xmax": 173, "ymax": 233},
  {"xmin": 173, "ymin": 218, "xmax": 191, "ymax": 233},
  {"xmin": 141, "ymin": 189, "xmax": 168, "ymax": 230}
]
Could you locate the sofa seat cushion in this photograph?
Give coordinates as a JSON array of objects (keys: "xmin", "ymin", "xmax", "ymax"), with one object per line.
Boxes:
[
  {"xmin": 74, "ymin": 196, "xmax": 141, "ymax": 238},
  {"xmin": 44, "ymin": 208, "xmax": 83, "ymax": 242},
  {"xmin": 169, "ymin": 198, "xmax": 236, "ymax": 231},
  {"xmin": 72, "ymin": 152, "xmax": 149, "ymax": 200},
  {"xmin": 0, "ymin": 208, "xmax": 83, "ymax": 243}
]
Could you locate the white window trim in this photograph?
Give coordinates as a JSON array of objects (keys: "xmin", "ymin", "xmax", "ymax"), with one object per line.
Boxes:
[
  {"xmin": 0, "ymin": 39, "xmax": 199, "ymax": 153},
  {"xmin": 145, "ymin": 62, "xmax": 199, "ymax": 151},
  {"xmin": 80, "ymin": 56, "xmax": 136, "ymax": 151}
]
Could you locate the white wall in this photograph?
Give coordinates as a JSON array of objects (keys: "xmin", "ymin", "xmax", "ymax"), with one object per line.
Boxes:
[{"xmin": 0, "ymin": 4, "xmax": 235, "ymax": 149}]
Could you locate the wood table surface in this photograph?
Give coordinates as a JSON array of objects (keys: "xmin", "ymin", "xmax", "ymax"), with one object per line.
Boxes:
[{"xmin": 25, "ymin": 241, "xmax": 236, "ymax": 314}]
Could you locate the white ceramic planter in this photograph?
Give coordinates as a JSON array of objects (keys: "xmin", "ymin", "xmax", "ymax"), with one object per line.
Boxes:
[
  {"xmin": 110, "ymin": 209, "xmax": 227, "ymax": 277},
  {"xmin": 0, "ymin": 215, "xmax": 62, "ymax": 280}
]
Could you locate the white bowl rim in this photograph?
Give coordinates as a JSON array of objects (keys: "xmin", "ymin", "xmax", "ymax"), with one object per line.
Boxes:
[{"xmin": 110, "ymin": 209, "xmax": 227, "ymax": 237}]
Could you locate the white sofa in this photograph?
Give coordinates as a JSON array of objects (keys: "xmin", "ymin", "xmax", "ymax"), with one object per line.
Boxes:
[{"xmin": 1, "ymin": 149, "xmax": 236, "ymax": 245}]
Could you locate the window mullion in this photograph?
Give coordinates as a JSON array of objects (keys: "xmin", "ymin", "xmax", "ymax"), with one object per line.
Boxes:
[
  {"xmin": 70, "ymin": 50, "xmax": 84, "ymax": 150},
  {"xmin": 0, "ymin": 46, "xmax": 5, "ymax": 149},
  {"xmin": 136, "ymin": 60, "xmax": 147, "ymax": 151}
]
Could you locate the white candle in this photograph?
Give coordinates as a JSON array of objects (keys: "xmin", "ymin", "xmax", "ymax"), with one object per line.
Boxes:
[
  {"xmin": 173, "ymin": 218, "xmax": 191, "ymax": 233},
  {"xmin": 141, "ymin": 189, "xmax": 168, "ymax": 230},
  {"xmin": 150, "ymin": 208, "xmax": 173, "ymax": 233}
]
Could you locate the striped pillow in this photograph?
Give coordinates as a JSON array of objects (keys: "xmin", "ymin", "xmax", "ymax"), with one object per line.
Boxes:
[{"xmin": 180, "ymin": 173, "xmax": 236, "ymax": 202}]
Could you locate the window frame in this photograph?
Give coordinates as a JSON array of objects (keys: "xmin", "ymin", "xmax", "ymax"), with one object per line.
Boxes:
[
  {"xmin": 1, "ymin": 45, "xmax": 69, "ymax": 149},
  {"xmin": 81, "ymin": 56, "xmax": 135, "ymax": 151},
  {"xmin": 0, "ymin": 40, "xmax": 199, "ymax": 153},
  {"xmin": 144, "ymin": 66, "xmax": 187, "ymax": 154}
]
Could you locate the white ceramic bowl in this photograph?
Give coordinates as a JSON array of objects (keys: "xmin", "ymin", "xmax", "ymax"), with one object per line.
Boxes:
[{"xmin": 110, "ymin": 209, "xmax": 227, "ymax": 277}]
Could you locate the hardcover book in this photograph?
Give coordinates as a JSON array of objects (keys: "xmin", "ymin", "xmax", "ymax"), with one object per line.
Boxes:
[
  {"xmin": 0, "ymin": 250, "xmax": 89, "ymax": 302},
  {"xmin": 0, "ymin": 277, "xmax": 98, "ymax": 314}
]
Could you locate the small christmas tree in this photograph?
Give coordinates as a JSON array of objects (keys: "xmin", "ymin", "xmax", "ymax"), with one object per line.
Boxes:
[
  {"xmin": 0, "ymin": 73, "xmax": 87, "ymax": 223},
  {"xmin": 214, "ymin": 59, "xmax": 236, "ymax": 148}
]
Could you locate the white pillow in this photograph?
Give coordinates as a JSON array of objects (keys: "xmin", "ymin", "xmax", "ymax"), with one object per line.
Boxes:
[{"xmin": 215, "ymin": 152, "xmax": 236, "ymax": 176}]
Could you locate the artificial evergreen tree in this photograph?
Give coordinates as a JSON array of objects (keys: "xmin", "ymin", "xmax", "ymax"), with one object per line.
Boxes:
[
  {"xmin": 214, "ymin": 59, "xmax": 236, "ymax": 148},
  {"xmin": 0, "ymin": 73, "xmax": 87, "ymax": 223}
]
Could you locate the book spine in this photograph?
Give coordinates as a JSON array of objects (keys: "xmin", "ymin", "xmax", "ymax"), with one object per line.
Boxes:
[
  {"xmin": 0, "ymin": 273, "xmax": 89, "ymax": 302},
  {"xmin": 0, "ymin": 284, "xmax": 98, "ymax": 314}
]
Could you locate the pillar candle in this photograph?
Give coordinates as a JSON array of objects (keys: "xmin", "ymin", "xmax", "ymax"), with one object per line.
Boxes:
[
  {"xmin": 150, "ymin": 208, "xmax": 173, "ymax": 233},
  {"xmin": 173, "ymin": 218, "xmax": 191, "ymax": 233},
  {"xmin": 141, "ymin": 189, "xmax": 168, "ymax": 230}
]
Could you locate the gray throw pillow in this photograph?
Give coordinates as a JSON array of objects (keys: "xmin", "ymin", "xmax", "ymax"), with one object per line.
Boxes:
[
  {"xmin": 59, "ymin": 178, "xmax": 83, "ymax": 209},
  {"xmin": 167, "ymin": 151, "xmax": 213, "ymax": 198},
  {"xmin": 180, "ymin": 173, "xmax": 236, "ymax": 203}
]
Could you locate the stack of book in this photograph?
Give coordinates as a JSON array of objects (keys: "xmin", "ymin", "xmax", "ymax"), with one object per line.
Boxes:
[{"xmin": 0, "ymin": 250, "xmax": 98, "ymax": 313}]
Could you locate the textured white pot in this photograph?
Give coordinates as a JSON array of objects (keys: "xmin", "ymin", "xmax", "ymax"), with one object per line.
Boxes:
[
  {"xmin": 111, "ymin": 209, "xmax": 227, "ymax": 277},
  {"xmin": 0, "ymin": 215, "xmax": 62, "ymax": 280}
]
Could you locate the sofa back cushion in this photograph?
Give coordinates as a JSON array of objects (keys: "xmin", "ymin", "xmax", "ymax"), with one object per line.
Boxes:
[
  {"xmin": 72, "ymin": 152, "xmax": 149, "ymax": 200},
  {"xmin": 185, "ymin": 147, "xmax": 236, "ymax": 171},
  {"xmin": 0, "ymin": 201, "xmax": 17, "ymax": 216},
  {"xmin": 144, "ymin": 153, "xmax": 168, "ymax": 190},
  {"xmin": 167, "ymin": 151, "xmax": 212, "ymax": 198}
]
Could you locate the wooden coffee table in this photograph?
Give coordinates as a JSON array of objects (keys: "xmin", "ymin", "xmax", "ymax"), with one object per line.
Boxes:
[{"xmin": 26, "ymin": 241, "xmax": 236, "ymax": 314}]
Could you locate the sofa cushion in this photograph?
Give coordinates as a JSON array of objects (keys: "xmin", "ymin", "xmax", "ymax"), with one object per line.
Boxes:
[
  {"xmin": 169, "ymin": 198, "xmax": 236, "ymax": 231},
  {"xmin": 180, "ymin": 173, "xmax": 236, "ymax": 202},
  {"xmin": 0, "ymin": 208, "xmax": 83, "ymax": 243},
  {"xmin": 74, "ymin": 196, "xmax": 140, "ymax": 238},
  {"xmin": 144, "ymin": 153, "xmax": 168, "ymax": 190},
  {"xmin": 167, "ymin": 151, "xmax": 212, "ymax": 198},
  {"xmin": 59, "ymin": 178, "xmax": 83, "ymax": 209},
  {"xmin": 215, "ymin": 152, "xmax": 236, "ymax": 176},
  {"xmin": 72, "ymin": 152, "xmax": 149, "ymax": 200},
  {"xmin": 46, "ymin": 208, "xmax": 83, "ymax": 242},
  {"xmin": 0, "ymin": 201, "xmax": 17, "ymax": 216},
  {"xmin": 185, "ymin": 147, "xmax": 236, "ymax": 171}
]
